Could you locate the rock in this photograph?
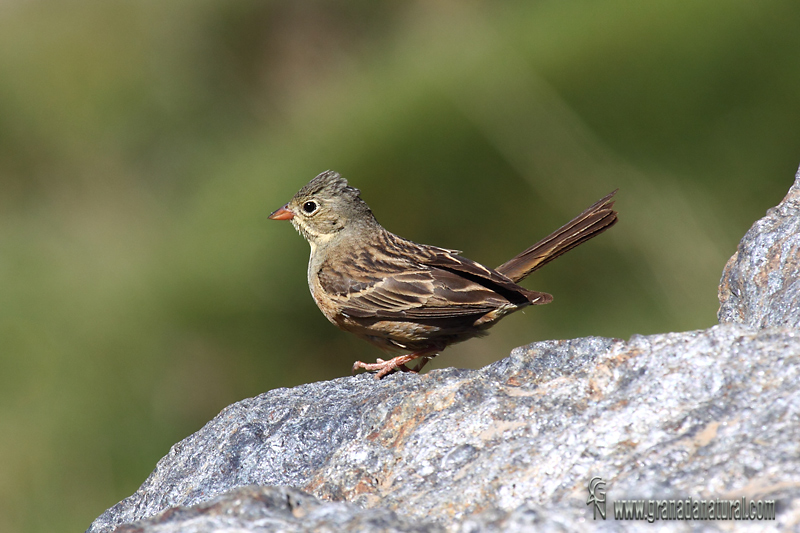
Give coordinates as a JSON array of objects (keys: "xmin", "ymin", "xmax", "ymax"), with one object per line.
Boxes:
[
  {"xmin": 718, "ymin": 166, "xmax": 800, "ymax": 327},
  {"xmin": 89, "ymin": 172, "xmax": 800, "ymax": 532},
  {"xmin": 110, "ymin": 486, "xmax": 439, "ymax": 533},
  {"xmin": 89, "ymin": 328, "xmax": 800, "ymax": 532}
]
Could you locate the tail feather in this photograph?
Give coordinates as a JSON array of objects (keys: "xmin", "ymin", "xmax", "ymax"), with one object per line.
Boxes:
[{"xmin": 496, "ymin": 190, "xmax": 618, "ymax": 283}]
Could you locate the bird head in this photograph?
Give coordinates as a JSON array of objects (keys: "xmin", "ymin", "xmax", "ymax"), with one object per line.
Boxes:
[{"xmin": 269, "ymin": 170, "xmax": 377, "ymax": 247}]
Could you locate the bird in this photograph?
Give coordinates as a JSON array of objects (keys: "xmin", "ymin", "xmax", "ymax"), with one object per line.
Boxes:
[{"xmin": 269, "ymin": 170, "xmax": 618, "ymax": 379}]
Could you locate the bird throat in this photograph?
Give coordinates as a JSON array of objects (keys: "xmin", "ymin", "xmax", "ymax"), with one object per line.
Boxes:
[{"xmin": 292, "ymin": 217, "xmax": 337, "ymax": 252}]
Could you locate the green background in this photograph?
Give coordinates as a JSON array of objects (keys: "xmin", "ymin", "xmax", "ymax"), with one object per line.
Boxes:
[{"xmin": 1, "ymin": 1, "xmax": 798, "ymax": 531}]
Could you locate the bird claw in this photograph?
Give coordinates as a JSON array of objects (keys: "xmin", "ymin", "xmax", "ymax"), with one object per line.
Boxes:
[
  {"xmin": 352, "ymin": 358, "xmax": 407, "ymax": 379},
  {"xmin": 351, "ymin": 352, "xmax": 436, "ymax": 379}
]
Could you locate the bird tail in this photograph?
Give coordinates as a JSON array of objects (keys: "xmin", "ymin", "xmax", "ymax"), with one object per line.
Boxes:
[{"xmin": 496, "ymin": 190, "xmax": 618, "ymax": 283}]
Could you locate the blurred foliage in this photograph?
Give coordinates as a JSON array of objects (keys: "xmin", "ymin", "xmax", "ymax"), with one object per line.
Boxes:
[{"xmin": 1, "ymin": 0, "xmax": 798, "ymax": 531}]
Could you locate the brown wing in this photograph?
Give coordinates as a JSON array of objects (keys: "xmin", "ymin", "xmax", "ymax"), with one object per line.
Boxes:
[
  {"xmin": 317, "ymin": 233, "xmax": 551, "ymax": 320},
  {"xmin": 423, "ymin": 246, "xmax": 551, "ymax": 306}
]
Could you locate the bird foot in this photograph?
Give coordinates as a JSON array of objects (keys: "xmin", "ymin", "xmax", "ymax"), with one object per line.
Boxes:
[{"xmin": 352, "ymin": 353, "xmax": 435, "ymax": 379}]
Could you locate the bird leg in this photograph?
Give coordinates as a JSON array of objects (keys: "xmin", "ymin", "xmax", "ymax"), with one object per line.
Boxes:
[
  {"xmin": 397, "ymin": 356, "xmax": 431, "ymax": 373},
  {"xmin": 352, "ymin": 351, "xmax": 437, "ymax": 380},
  {"xmin": 410, "ymin": 356, "xmax": 433, "ymax": 373}
]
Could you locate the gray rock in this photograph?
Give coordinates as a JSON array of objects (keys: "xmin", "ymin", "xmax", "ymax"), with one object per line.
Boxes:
[
  {"xmin": 89, "ymin": 173, "xmax": 800, "ymax": 533},
  {"xmin": 111, "ymin": 485, "xmax": 439, "ymax": 533},
  {"xmin": 89, "ymin": 328, "xmax": 800, "ymax": 532},
  {"xmin": 718, "ymin": 166, "xmax": 800, "ymax": 327}
]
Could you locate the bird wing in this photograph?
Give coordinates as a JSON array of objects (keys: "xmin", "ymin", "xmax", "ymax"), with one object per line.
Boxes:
[{"xmin": 316, "ymin": 239, "xmax": 550, "ymax": 320}]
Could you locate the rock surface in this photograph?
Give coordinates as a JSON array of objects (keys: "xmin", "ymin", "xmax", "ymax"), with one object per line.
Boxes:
[
  {"xmin": 719, "ymin": 167, "xmax": 800, "ymax": 327},
  {"xmin": 89, "ymin": 171, "xmax": 800, "ymax": 533},
  {"xmin": 111, "ymin": 486, "xmax": 437, "ymax": 533}
]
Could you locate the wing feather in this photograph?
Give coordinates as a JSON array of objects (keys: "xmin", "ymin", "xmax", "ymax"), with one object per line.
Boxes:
[{"xmin": 316, "ymin": 232, "xmax": 551, "ymax": 321}]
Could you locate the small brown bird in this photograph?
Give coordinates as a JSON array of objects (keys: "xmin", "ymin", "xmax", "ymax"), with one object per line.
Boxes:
[{"xmin": 270, "ymin": 170, "xmax": 617, "ymax": 379}]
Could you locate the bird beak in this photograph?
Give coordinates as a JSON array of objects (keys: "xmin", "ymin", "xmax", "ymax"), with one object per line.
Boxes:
[{"xmin": 269, "ymin": 205, "xmax": 294, "ymax": 220}]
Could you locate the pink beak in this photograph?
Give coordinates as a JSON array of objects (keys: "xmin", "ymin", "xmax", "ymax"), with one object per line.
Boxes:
[{"xmin": 269, "ymin": 205, "xmax": 294, "ymax": 220}]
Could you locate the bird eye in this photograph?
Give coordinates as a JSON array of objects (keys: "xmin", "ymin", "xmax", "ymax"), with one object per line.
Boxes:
[{"xmin": 302, "ymin": 201, "xmax": 318, "ymax": 214}]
